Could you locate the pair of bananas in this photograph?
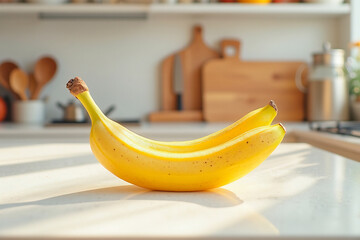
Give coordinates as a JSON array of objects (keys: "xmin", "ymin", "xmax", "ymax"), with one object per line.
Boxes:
[{"xmin": 66, "ymin": 77, "xmax": 285, "ymax": 192}]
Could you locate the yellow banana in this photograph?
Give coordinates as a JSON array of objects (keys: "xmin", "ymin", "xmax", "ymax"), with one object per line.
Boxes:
[
  {"xmin": 70, "ymin": 82, "xmax": 277, "ymax": 153},
  {"xmin": 66, "ymin": 77, "xmax": 285, "ymax": 191}
]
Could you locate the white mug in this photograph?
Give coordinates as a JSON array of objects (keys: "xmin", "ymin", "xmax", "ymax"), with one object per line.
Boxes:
[{"xmin": 12, "ymin": 100, "xmax": 45, "ymax": 125}]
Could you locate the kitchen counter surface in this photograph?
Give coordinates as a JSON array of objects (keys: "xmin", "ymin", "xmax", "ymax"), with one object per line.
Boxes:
[
  {"xmin": 0, "ymin": 121, "xmax": 309, "ymax": 140},
  {"xmin": 0, "ymin": 135, "xmax": 360, "ymax": 239},
  {"xmin": 2, "ymin": 121, "xmax": 360, "ymax": 155}
]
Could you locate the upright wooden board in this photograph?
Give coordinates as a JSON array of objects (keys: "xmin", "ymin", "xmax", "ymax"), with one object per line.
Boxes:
[
  {"xmin": 203, "ymin": 39, "xmax": 307, "ymax": 122},
  {"xmin": 160, "ymin": 25, "xmax": 219, "ymax": 111},
  {"xmin": 178, "ymin": 26, "xmax": 219, "ymax": 110},
  {"xmin": 161, "ymin": 54, "xmax": 176, "ymax": 111}
]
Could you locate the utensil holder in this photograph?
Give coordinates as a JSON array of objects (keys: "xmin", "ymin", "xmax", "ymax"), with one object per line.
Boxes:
[{"xmin": 12, "ymin": 100, "xmax": 45, "ymax": 125}]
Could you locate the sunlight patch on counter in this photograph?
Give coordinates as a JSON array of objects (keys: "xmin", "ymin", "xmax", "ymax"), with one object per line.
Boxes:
[{"xmin": 0, "ymin": 143, "xmax": 91, "ymax": 165}]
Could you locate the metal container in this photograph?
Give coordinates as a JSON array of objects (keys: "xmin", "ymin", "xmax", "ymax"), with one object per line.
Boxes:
[
  {"xmin": 57, "ymin": 101, "xmax": 86, "ymax": 122},
  {"xmin": 296, "ymin": 42, "xmax": 349, "ymax": 121}
]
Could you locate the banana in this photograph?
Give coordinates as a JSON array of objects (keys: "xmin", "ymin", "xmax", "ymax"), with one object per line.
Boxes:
[
  {"xmin": 66, "ymin": 77, "xmax": 286, "ymax": 191},
  {"xmin": 69, "ymin": 81, "xmax": 277, "ymax": 153}
]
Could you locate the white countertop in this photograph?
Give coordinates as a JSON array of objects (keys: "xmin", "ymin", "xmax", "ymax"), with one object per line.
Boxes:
[
  {"xmin": 0, "ymin": 121, "xmax": 308, "ymax": 140},
  {"xmin": 0, "ymin": 129, "xmax": 360, "ymax": 239}
]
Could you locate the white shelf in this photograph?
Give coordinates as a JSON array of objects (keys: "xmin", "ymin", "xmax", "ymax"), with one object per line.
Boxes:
[
  {"xmin": 0, "ymin": 3, "xmax": 351, "ymax": 19},
  {"xmin": 151, "ymin": 3, "xmax": 350, "ymax": 16}
]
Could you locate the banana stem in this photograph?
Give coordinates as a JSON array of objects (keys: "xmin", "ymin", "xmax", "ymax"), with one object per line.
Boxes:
[
  {"xmin": 66, "ymin": 77, "xmax": 105, "ymax": 123},
  {"xmin": 77, "ymin": 92, "xmax": 105, "ymax": 122}
]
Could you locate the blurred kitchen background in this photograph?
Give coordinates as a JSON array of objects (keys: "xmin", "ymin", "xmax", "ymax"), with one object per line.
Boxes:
[{"xmin": 0, "ymin": 0, "xmax": 359, "ymax": 127}]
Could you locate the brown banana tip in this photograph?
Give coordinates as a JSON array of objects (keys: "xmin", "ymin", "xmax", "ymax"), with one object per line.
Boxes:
[
  {"xmin": 269, "ymin": 100, "xmax": 278, "ymax": 112},
  {"xmin": 279, "ymin": 123, "xmax": 286, "ymax": 133},
  {"xmin": 66, "ymin": 77, "xmax": 89, "ymax": 97}
]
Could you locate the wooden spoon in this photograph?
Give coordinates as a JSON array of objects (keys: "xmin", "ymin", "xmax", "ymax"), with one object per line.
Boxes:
[
  {"xmin": 32, "ymin": 56, "xmax": 57, "ymax": 100},
  {"xmin": 28, "ymin": 72, "xmax": 37, "ymax": 98},
  {"xmin": 0, "ymin": 61, "xmax": 18, "ymax": 91},
  {"xmin": 9, "ymin": 69, "xmax": 29, "ymax": 101}
]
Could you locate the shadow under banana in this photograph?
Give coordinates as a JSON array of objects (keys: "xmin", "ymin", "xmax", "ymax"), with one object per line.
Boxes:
[{"xmin": 0, "ymin": 185, "xmax": 243, "ymax": 210}]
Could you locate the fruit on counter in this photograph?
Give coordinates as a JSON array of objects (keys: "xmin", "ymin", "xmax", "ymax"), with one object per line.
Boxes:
[
  {"xmin": 237, "ymin": 0, "xmax": 271, "ymax": 3},
  {"xmin": 0, "ymin": 97, "xmax": 7, "ymax": 122},
  {"xmin": 71, "ymin": 83, "xmax": 277, "ymax": 153},
  {"xmin": 66, "ymin": 77, "xmax": 286, "ymax": 191},
  {"xmin": 68, "ymin": 81, "xmax": 277, "ymax": 153},
  {"xmin": 273, "ymin": 0, "xmax": 300, "ymax": 2}
]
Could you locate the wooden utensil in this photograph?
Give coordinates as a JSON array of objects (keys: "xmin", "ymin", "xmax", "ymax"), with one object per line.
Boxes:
[
  {"xmin": 32, "ymin": 56, "xmax": 57, "ymax": 100},
  {"xmin": 203, "ymin": 39, "xmax": 307, "ymax": 122},
  {"xmin": 173, "ymin": 54, "xmax": 184, "ymax": 110},
  {"xmin": 0, "ymin": 61, "xmax": 18, "ymax": 91},
  {"xmin": 9, "ymin": 68, "xmax": 29, "ymax": 101},
  {"xmin": 161, "ymin": 54, "xmax": 177, "ymax": 111},
  {"xmin": 160, "ymin": 25, "xmax": 219, "ymax": 111},
  {"xmin": 28, "ymin": 72, "xmax": 37, "ymax": 98}
]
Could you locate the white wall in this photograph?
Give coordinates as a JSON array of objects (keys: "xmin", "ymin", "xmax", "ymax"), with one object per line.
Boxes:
[{"xmin": 0, "ymin": 14, "xmax": 342, "ymax": 122}]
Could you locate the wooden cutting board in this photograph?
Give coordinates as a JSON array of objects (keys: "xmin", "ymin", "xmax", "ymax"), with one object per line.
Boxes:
[
  {"xmin": 148, "ymin": 110, "xmax": 203, "ymax": 122},
  {"xmin": 203, "ymin": 39, "xmax": 307, "ymax": 122},
  {"xmin": 160, "ymin": 25, "xmax": 219, "ymax": 111}
]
